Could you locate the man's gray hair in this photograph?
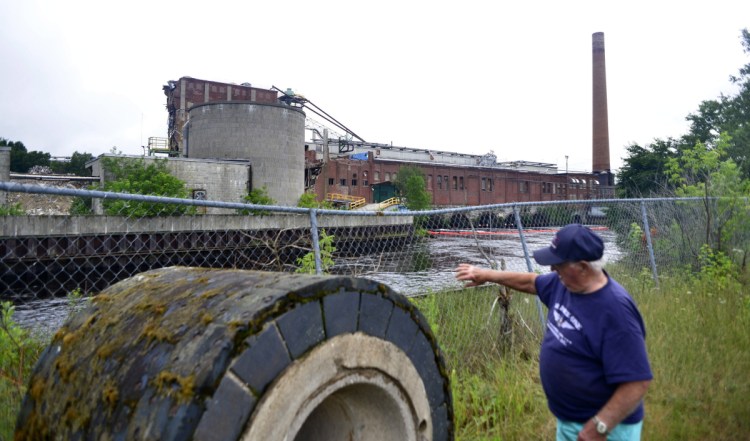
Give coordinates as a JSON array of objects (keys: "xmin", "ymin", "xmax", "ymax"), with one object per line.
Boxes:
[{"xmin": 587, "ymin": 259, "xmax": 605, "ymax": 271}]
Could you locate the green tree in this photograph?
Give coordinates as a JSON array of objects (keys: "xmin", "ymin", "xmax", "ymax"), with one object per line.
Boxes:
[
  {"xmin": 616, "ymin": 139, "xmax": 679, "ymax": 197},
  {"xmin": 394, "ymin": 166, "xmax": 431, "ymax": 210},
  {"xmin": 666, "ymin": 133, "xmax": 750, "ymax": 262},
  {"xmin": 73, "ymin": 157, "xmax": 192, "ymax": 217},
  {"xmin": 102, "ymin": 157, "xmax": 192, "ymax": 216},
  {"xmin": 683, "ymin": 28, "xmax": 750, "ymax": 178},
  {"xmin": 50, "ymin": 151, "xmax": 94, "ymax": 176},
  {"xmin": 1, "ymin": 138, "xmax": 51, "ymax": 173}
]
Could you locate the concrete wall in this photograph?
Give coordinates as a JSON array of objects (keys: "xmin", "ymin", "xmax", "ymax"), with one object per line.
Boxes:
[
  {"xmin": 1, "ymin": 213, "xmax": 413, "ymax": 237},
  {"xmin": 88, "ymin": 155, "xmax": 251, "ymax": 214},
  {"xmin": 186, "ymin": 102, "xmax": 305, "ymax": 206}
]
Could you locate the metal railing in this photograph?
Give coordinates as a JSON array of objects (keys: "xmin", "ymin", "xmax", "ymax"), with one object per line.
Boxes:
[
  {"xmin": 378, "ymin": 197, "xmax": 402, "ymax": 210},
  {"xmin": 324, "ymin": 192, "xmax": 367, "ymax": 209}
]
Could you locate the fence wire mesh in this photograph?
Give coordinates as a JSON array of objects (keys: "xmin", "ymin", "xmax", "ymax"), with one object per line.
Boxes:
[{"xmin": 2, "ymin": 181, "xmax": 748, "ymax": 354}]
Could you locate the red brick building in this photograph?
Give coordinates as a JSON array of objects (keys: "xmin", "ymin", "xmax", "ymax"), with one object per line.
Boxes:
[{"xmin": 313, "ymin": 151, "xmax": 610, "ymax": 207}]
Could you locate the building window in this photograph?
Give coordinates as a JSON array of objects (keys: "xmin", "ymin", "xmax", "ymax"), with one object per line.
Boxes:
[
  {"xmin": 427, "ymin": 174, "xmax": 432, "ymax": 189},
  {"xmin": 452, "ymin": 176, "xmax": 458, "ymax": 190},
  {"xmin": 328, "ymin": 178, "xmax": 334, "ymax": 185},
  {"xmin": 392, "ymin": 173, "xmax": 397, "ymax": 181},
  {"xmin": 385, "ymin": 172, "xmax": 391, "ymax": 182},
  {"xmin": 459, "ymin": 176, "xmax": 464, "ymax": 190},
  {"xmin": 437, "ymin": 175, "xmax": 442, "ymax": 189},
  {"xmin": 444, "ymin": 176, "xmax": 449, "ymax": 190},
  {"xmin": 489, "ymin": 178, "xmax": 494, "ymax": 192},
  {"xmin": 481, "ymin": 177, "xmax": 486, "ymax": 191},
  {"xmin": 519, "ymin": 181, "xmax": 529, "ymax": 193},
  {"xmin": 543, "ymin": 182, "xmax": 554, "ymax": 193},
  {"xmin": 340, "ymin": 179, "xmax": 347, "ymax": 186},
  {"xmin": 363, "ymin": 171, "xmax": 368, "ymax": 187},
  {"xmin": 374, "ymin": 171, "xmax": 380, "ymax": 182},
  {"xmin": 352, "ymin": 173, "xmax": 358, "ymax": 186}
]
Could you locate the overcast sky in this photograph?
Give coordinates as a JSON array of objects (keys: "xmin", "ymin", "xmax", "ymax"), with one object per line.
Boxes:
[{"xmin": 1, "ymin": 1, "xmax": 748, "ymax": 173}]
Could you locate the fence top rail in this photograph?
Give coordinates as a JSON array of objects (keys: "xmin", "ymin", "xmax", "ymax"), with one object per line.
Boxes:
[{"xmin": 0, "ymin": 181, "xmax": 733, "ymax": 217}]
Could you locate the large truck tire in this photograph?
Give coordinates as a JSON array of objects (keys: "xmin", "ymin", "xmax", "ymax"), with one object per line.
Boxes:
[{"xmin": 15, "ymin": 267, "xmax": 453, "ymax": 440}]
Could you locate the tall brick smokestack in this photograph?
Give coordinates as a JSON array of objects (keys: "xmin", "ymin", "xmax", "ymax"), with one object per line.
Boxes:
[{"xmin": 592, "ymin": 32, "xmax": 613, "ymax": 185}]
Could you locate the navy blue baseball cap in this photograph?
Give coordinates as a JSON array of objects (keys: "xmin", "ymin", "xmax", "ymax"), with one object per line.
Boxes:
[{"xmin": 533, "ymin": 224, "xmax": 604, "ymax": 265}]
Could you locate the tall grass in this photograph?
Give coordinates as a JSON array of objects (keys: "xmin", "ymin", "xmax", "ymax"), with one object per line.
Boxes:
[
  {"xmin": 415, "ymin": 269, "xmax": 750, "ymax": 440},
  {"xmin": 2, "ymin": 273, "xmax": 748, "ymax": 440},
  {"xmin": 621, "ymin": 271, "xmax": 750, "ymax": 440},
  {"xmin": 0, "ymin": 303, "xmax": 47, "ymax": 440}
]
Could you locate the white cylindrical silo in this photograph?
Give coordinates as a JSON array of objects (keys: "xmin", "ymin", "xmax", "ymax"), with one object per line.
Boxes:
[{"xmin": 185, "ymin": 102, "xmax": 305, "ymax": 206}]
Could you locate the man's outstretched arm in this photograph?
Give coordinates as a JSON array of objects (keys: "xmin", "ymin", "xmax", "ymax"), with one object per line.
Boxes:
[{"xmin": 455, "ymin": 264, "xmax": 538, "ymax": 294}]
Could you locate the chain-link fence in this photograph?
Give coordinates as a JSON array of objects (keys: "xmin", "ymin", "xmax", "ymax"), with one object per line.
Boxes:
[
  {"xmin": 2, "ymin": 180, "xmax": 748, "ymax": 339},
  {"xmin": 3, "ymin": 181, "xmax": 750, "ymax": 435}
]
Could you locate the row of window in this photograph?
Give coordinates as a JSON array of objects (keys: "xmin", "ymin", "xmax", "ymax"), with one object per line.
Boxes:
[
  {"xmin": 328, "ymin": 171, "xmax": 392, "ymax": 187},
  {"xmin": 186, "ymin": 82, "xmax": 252, "ymax": 97},
  {"xmin": 528, "ymin": 182, "xmax": 592, "ymax": 194},
  {"xmin": 328, "ymin": 172, "xmax": 593, "ymax": 195},
  {"xmin": 329, "ymin": 178, "xmax": 371, "ymax": 187},
  {"xmin": 431, "ymin": 175, "xmax": 495, "ymax": 192}
]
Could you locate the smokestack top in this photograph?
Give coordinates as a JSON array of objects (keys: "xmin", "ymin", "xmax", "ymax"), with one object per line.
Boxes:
[{"xmin": 592, "ymin": 32, "xmax": 605, "ymax": 52}]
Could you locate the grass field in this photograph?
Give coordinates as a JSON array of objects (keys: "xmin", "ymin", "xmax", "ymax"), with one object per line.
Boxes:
[
  {"xmin": 2, "ymin": 269, "xmax": 749, "ymax": 440},
  {"xmin": 413, "ymin": 269, "xmax": 750, "ymax": 440}
]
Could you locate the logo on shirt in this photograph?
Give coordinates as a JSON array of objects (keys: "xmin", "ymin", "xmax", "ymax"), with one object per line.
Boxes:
[{"xmin": 548, "ymin": 303, "xmax": 583, "ymax": 346}]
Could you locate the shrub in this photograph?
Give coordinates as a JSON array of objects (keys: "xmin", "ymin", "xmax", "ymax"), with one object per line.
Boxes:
[
  {"xmin": 0, "ymin": 203, "xmax": 24, "ymax": 216},
  {"xmin": 297, "ymin": 192, "xmax": 333, "ymax": 209},
  {"xmin": 239, "ymin": 186, "xmax": 276, "ymax": 215},
  {"xmin": 295, "ymin": 230, "xmax": 336, "ymax": 274},
  {"xmin": 69, "ymin": 157, "xmax": 193, "ymax": 217}
]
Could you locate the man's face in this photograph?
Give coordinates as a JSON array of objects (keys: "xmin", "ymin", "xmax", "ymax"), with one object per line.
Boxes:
[{"xmin": 550, "ymin": 261, "xmax": 587, "ymax": 293}]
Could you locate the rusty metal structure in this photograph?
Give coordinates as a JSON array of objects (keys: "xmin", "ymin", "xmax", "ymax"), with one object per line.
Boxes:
[{"xmin": 163, "ymin": 77, "xmax": 279, "ymax": 154}]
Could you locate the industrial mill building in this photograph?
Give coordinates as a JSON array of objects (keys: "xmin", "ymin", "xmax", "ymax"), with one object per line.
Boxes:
[{"xmin": 88, "ymin": 33, "xmax": 615, "ymax": 209}]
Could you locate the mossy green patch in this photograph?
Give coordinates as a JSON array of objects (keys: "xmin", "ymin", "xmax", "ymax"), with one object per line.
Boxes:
[{"xmin": 153, "ymin": 371, "xmax": 196, "ymax": 403}]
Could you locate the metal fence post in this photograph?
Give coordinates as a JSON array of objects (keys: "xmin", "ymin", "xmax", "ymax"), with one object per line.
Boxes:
[
  {"xmin": 513, "ymin": 205, "xmax": 546, "ymax": 328},
  {"xmin": 309, "ymin": 209, "xmax": 322, "ymax": 275},
  {"xmin": 640, "ymin": 201, "xmax": 659, "ymax": 287}
]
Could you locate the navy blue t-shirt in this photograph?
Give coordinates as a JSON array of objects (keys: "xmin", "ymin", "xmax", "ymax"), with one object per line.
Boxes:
[{"xmin": 535, "ymin": 272, "xmax": 653, "ymax": 424}]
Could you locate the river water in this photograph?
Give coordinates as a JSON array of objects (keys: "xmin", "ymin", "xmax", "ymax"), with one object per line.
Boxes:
[
  {"xmin": 333, "ymin": 227, "xmax": 622, "ymax": 296},
  {"xmin": 12, "ymin": 228, "xmax": 623, "ymax": 337}
]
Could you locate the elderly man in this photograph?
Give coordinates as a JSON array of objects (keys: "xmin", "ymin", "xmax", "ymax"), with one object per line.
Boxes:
[{"xmin": 455, "ymin": 223, "xmax": 652, "ymax": 441}]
